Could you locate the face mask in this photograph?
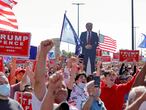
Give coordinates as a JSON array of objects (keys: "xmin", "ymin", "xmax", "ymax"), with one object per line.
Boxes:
[
  {"xmin": 0, "ymin": 84, "xmax": 10, "ymax": 96},
  {"xmin": 78, "ymin": 82, "xmax": 86, "ymax": 89},
  {"xmin": 139, "ymin": 101, "xmax": 146, "ymax": 110}
]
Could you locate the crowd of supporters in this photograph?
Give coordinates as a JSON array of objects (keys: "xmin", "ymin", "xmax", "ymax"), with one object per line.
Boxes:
[{"xmin": 0, "ymin": 39, "xmax": 146, "ymax": 110}]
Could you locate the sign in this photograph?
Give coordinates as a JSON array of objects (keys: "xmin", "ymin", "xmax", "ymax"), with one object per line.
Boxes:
[
  {"xmin": 96, "ymin": 48, "xmax": 102, "ymax": 57},
  {"xmin": 0, "ymin": 56, "xmax": 3, "ymax": 72},
  {"xmin": 0, "ymin": 30, "xmax": 31, "ymax": 57},
  {"xmin": 101, "ymin": 56, "xmax": 111, "ymax": 62},
  {"xmin": 29, "ymin": 46, "xmax": 37, "ymax": 60},
  {"xmin": 48, "ymin": 51, "xmax": 55, "ymax": 59},
  {"xmin": 14, "ymin": 92, "xmax": 32, "ymax": 110},
  {"xmin": 119, "ymin": 50, "xmax": 139, "ymax": 62},
  {"xmin": 113, "ymin": 53, "xmax": 119, "ymax": 59},
  {"xmin": 16, "ymin": 58, "xmax": 27, "ymax": 64}
]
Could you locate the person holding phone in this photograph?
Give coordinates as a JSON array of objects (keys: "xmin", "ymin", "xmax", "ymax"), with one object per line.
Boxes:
[
  {"xmin": 82, "ymin": 76, "xmax": 106, "ymax": 110},
  {"xmin": 82, "ymin": 62, "xmax": 107, "ymax": 110}
]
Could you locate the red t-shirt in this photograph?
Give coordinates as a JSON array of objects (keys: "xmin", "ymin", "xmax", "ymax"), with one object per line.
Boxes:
[{"xmin": 100, "ymin": 73, "xmax": 137, "ymax": 110}]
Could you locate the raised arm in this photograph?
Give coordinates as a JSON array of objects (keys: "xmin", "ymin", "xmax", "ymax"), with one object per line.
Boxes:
[
  {"xmin": 34, "ymin": 39, "xmax": 54, "ymax": 101},
  {"xmin": 9, "ymin": 57, "xmax": 17, "ymax": 85},
  {"xmin": 66, "ymin": 57, "xmax": 78, "ymax": 90},
  {"xmin": 126, "ymin": 91, "xmax": 146, "ymax": 110},
  {"xmin": 132, "ymin": 62, "xmax": 146, "ymax": 87},
  {"xmin": 41, "ymin": 72, "xmax": 64, "ymax": 110}
]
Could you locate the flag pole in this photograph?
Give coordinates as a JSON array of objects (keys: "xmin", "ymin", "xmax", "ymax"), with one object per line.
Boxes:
[{"xmin": 98, "ymin": 30, "xmax": 102, "ymax": 56}]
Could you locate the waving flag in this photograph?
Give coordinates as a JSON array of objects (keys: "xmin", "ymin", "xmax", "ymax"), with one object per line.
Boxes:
[
  {"xmin": 138, "ymin": 33, "xmax": 146, "ymax": 48},
  {"xmin": 0, "ymin": 0, "xmax": 18, "ymax": 31},
  {"xmin": 98, "ymin": 33, "xmax": 117, "ymax": 53},
  {"xmin": 60, "ymin": 12, "xmax": 81, "ymax": 55}
]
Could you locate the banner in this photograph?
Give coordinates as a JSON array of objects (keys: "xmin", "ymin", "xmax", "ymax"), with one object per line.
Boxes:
[
  {"xmin": 0, "ymin": 30, "xmax": 31, "ymax": 57},
  {"xmin": 119, "ymin": 50, "xmax": 139, "ymax": 62},
  {"xmin": 14, "ymin": 92, "xmax": 32, "ymax": 110}
]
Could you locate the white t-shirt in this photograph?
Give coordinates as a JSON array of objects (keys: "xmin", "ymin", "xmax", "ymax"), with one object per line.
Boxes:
[{"xmin": 32, "ymin": 90, "xmax": 47, "ymax": 110}]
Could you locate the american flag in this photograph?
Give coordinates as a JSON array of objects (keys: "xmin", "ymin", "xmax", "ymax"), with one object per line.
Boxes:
[
  {"xmin": 98, "ymin": 34, "xmax": 117, "ymax": 53},
  {"xmin": 0, "ymin": 0, "xmax": 18, "ymax": 31}
]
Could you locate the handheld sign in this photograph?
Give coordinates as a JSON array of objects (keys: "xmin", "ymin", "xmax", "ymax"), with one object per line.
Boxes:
[
  {"xmin": 14, "ymin": 91, "xmax": 32, "ymax": 110},
  {"xmin": 0, "ymin": 30, "xmax": 31, "ymax": 57},
  {"xmin": 119, "ymin": 50, "xmax": 139, "ymax": 62}
]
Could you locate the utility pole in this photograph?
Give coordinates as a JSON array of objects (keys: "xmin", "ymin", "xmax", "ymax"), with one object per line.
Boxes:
[
  {"xmin": 134, "ymin": 26, "xmax": 139, "ymax": 50},
  {"xmin": 72, "ymin": 3, "xmax": 85, "ymax": 37},
  {"xmin": 131, "ymin": 0, "xmax": 134, "ymax": 50}
]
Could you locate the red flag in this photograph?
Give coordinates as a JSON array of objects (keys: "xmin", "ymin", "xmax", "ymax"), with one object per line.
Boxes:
[
  {"xmin": 98, "ymin": 35, "xmax": 117, "ymax": 53},
  {"xmin": 0, "ymin": 0, "xmax": 18, "ymax": 31}
]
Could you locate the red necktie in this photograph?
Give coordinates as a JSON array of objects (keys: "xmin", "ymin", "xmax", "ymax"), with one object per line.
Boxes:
[{"xmin": 88, "ymin": 32, "xmax": 91, "ymax": 44}]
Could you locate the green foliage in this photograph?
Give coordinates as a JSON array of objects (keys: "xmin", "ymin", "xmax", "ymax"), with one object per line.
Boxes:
[{"xmin": 61, "ymin": 50, "xmax": 74, "ymax": 57}]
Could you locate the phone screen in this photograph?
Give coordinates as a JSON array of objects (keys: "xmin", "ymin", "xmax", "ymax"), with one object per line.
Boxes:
[{"xmin": 93, "ymin": 76, "xmax": 100, "ymax": 87}]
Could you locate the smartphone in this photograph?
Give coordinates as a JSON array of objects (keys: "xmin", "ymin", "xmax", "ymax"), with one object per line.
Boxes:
[{"xmin": 93, "ymin": 76, "xmax": 100, "ymax": 87}]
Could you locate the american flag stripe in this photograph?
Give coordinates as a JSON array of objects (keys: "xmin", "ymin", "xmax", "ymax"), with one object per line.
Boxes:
[
  {"xmin": 0, "ymin": 0, "xmax": 18, "ymax": 31},
  {"xmin": 98, "ymin": 36, "xmax": 117, "ymax": 53}
]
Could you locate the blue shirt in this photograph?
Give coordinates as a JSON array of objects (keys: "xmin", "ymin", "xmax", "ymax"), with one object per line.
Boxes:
[{"xmin": 90, "ymin": 98, "xmax": 107, "ymax": 110}]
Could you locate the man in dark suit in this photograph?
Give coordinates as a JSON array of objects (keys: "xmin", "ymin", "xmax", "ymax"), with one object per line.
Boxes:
[{"xmin": 80, "ymin": 22, "xmax": 99, "ymax": 74}]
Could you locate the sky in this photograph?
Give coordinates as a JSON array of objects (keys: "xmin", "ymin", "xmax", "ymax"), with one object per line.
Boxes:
[{"xmin": 13, "ymin": 0, "xmax": 146, "ymax": 53}]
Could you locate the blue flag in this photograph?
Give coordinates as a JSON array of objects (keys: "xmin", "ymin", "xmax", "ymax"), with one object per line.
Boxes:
[
  {"xmin": 138, "ymin": 33, "xmax": 146, "ymax": 48},
  {"xmin": 60, "ymin": 13, "xmax": 81, "ymax": 55}
]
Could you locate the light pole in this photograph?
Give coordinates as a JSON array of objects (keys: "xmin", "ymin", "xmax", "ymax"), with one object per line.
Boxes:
[
  {"xmin": 134, "ymin": 26, "xmax": 139, "ymax": 50},
  {"xmin": 72, "ymin": 3, "xmax": 85, "ymax": 37},
  {"xmin": 131, "ymin": 0, "xmax": 134, "ymax": 50}
]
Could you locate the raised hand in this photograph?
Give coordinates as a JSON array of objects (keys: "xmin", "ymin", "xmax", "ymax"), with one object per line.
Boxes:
[
  {"xmin": 48, "ymin": 71, "xmax": 64, "ymax": 95},
  {"xmin": 40, "ymin": 39, "xmax": 54, "ymax": 56},
  {"xmin": 96, "ymin": 61, "xmax": 102, "ymax": 76}
]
